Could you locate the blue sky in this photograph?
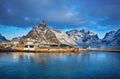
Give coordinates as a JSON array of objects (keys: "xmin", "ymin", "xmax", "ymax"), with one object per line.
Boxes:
[{"xmin": 0, "ymin": 0, "xmax": 120, "ymax": 40}]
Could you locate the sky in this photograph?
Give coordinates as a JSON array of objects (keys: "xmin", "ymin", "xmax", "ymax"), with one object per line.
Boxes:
[{"xmin": 0, "ymin": 0, "xmax": 120, "ymax": 40}]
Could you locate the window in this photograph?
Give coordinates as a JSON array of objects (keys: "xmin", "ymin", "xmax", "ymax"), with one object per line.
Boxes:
[
  {"xmin": 25, "ymin": 45, "xmax": 28, "ymax": 48},
  {"xmin": 30, "ymin": 45, "xmax": 34, "ymax": 48}
]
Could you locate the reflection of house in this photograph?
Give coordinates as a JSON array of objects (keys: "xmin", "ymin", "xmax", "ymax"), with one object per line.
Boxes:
[{"xmin": 12, "ymin": 53, "xmax": 23, "ymax": 62}]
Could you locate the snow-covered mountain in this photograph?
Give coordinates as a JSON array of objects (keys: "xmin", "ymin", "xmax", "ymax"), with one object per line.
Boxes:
[
  {"xmin": 102, "ymin": 31, "xmax": 116, "ymax": 44},
  {"xmin": 0, "ymin": 34, "xmax": 9, "ymax": 42},
  {"xmin": 66, "ymin": 29, "xmax": 101, "ymax": 45},
  {"xmin": 10, "ymin": 20, "xmax": 120, "ymax": 47},
  {"xmin": 102, "ymin": 29, "xmax": 120, "ymax": 45},
  {"xmin": 24, "ymin": 21, "xmax": 76, "ymax": 45}
]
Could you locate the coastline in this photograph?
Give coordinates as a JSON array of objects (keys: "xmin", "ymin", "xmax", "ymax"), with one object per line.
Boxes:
[{"xmin": 0, "ymin": 47, "xmax": 120, "ymax": 53}]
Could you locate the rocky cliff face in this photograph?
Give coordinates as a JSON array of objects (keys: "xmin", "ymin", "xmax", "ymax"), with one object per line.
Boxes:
[
  {"xmin": 102, "ymin": 29, "xmax": 120, "ymax": 45},
  {"xmin": 25, "ymin": 21, "xmax": 76, "ymax": 45},
  {"xmin": 0, "ymin": 34, "xmax": 9, "ymax": 42},
  {"xmin": 25, "ymin": 21, "xmax": 60, "ymax": 44},
  {"xmin": 66, "ymin": 29, "xmax": 100, "ymax": 45}
]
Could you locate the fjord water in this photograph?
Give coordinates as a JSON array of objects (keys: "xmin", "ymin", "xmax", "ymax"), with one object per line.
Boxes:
[{"xmin": 0, "ymin": 52, "xmax": 120, "ymax": 79}]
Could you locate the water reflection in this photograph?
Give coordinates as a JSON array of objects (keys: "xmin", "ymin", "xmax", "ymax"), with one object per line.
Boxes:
[
  {"xmin": 3, "ymin": 52, "xmax": 79, "ymax": 68},
  {"xmin": 0, "ymin": 52, "xmax": 120, "ymax": 79}
]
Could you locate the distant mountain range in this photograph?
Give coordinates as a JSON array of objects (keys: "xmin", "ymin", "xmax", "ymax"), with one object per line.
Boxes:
[
  {"xmin": 66, "ymin": 29, "xmax": 101, "ymax": 45},
  {"xmin": 0, "ymin": 34, "xmax": 9, "ymax": 42},
  {"xmin": 1, "ymin": 21, "xmax": 120, "ymax": 47},
  {"xmin": 66, "ymin": 28, "xmax": 120, "ymax": 48}
]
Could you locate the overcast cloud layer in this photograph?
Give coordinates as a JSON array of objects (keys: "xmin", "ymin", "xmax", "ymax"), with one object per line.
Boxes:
[{"xmin": 0, "ymin": 0, "xmax": 120, "ymax": 39}]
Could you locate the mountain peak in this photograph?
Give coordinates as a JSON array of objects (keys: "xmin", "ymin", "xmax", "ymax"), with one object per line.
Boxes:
[
  {"xmin": 31, "ymin": 20, "xmax": 49, "ymax": 32},
  {"xmin": 38, "ymin": 20, "xmax": 46, "ymax": 26},
  {"xmin": 80, "ymin": 29, "xmax": 90, "ymax": 34}
]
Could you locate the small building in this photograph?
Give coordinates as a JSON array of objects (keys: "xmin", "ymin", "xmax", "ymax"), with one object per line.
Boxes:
[
  {"xmin": 23, "ymin": 38, "xmax": 36, "ymax": 51},
  {"xmin": 24, "ymin": 44, "xmax": 35, "ymax": 51}
]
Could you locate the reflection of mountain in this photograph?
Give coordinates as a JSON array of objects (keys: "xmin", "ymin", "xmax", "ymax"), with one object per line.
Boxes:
[
  {"xmin": 23, "ymin": 53, "xmax": 51, "ymax": 67},
  {"xmin": 32, "ymin": 53, "xmax": 51, "ymax": 67}
]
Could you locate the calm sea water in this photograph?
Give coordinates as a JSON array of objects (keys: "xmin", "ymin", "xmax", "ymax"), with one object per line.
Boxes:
[{"xmin": 0, "ymin": 51, "xmax": 120, "ymax": 79}]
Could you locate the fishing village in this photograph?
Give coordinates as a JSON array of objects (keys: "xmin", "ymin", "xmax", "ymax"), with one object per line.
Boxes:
[
  {"xmin": 0, "ymin": 38, "xmax": 120, "ymax": 52},
  {"xmin": 0, "ymin": 38, "xmax": 76, "ymax": 52}
]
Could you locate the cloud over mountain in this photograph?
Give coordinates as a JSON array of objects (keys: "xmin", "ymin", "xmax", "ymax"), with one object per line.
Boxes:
[{"xmin": 0, "ymin": 0, "xmax": 120, "ymax": 39}]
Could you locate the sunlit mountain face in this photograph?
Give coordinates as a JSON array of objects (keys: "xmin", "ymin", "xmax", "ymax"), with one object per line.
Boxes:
[{"xmin": 0, "ymin": 0, "xmax": 120, "ymax": 39}]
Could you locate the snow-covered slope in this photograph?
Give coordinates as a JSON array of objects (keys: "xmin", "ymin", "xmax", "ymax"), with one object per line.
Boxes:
[
  {"xmin": 102, "ymin": 29, "xmax": 120, "ymax": 45},
  {"xmin": 52, "ymin": 30, "xmax": 76, "ymax": 45},
  {"xmin": 0, "ymin": 34, "xmax": 9, "ymax": 42},
  {"xmin": 102, "ymin": 31, "xmax": 116, "ymax": 44},
  {"xmin": 66, "ymin": 29, "xmax": 100, "ymax": 45}
]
